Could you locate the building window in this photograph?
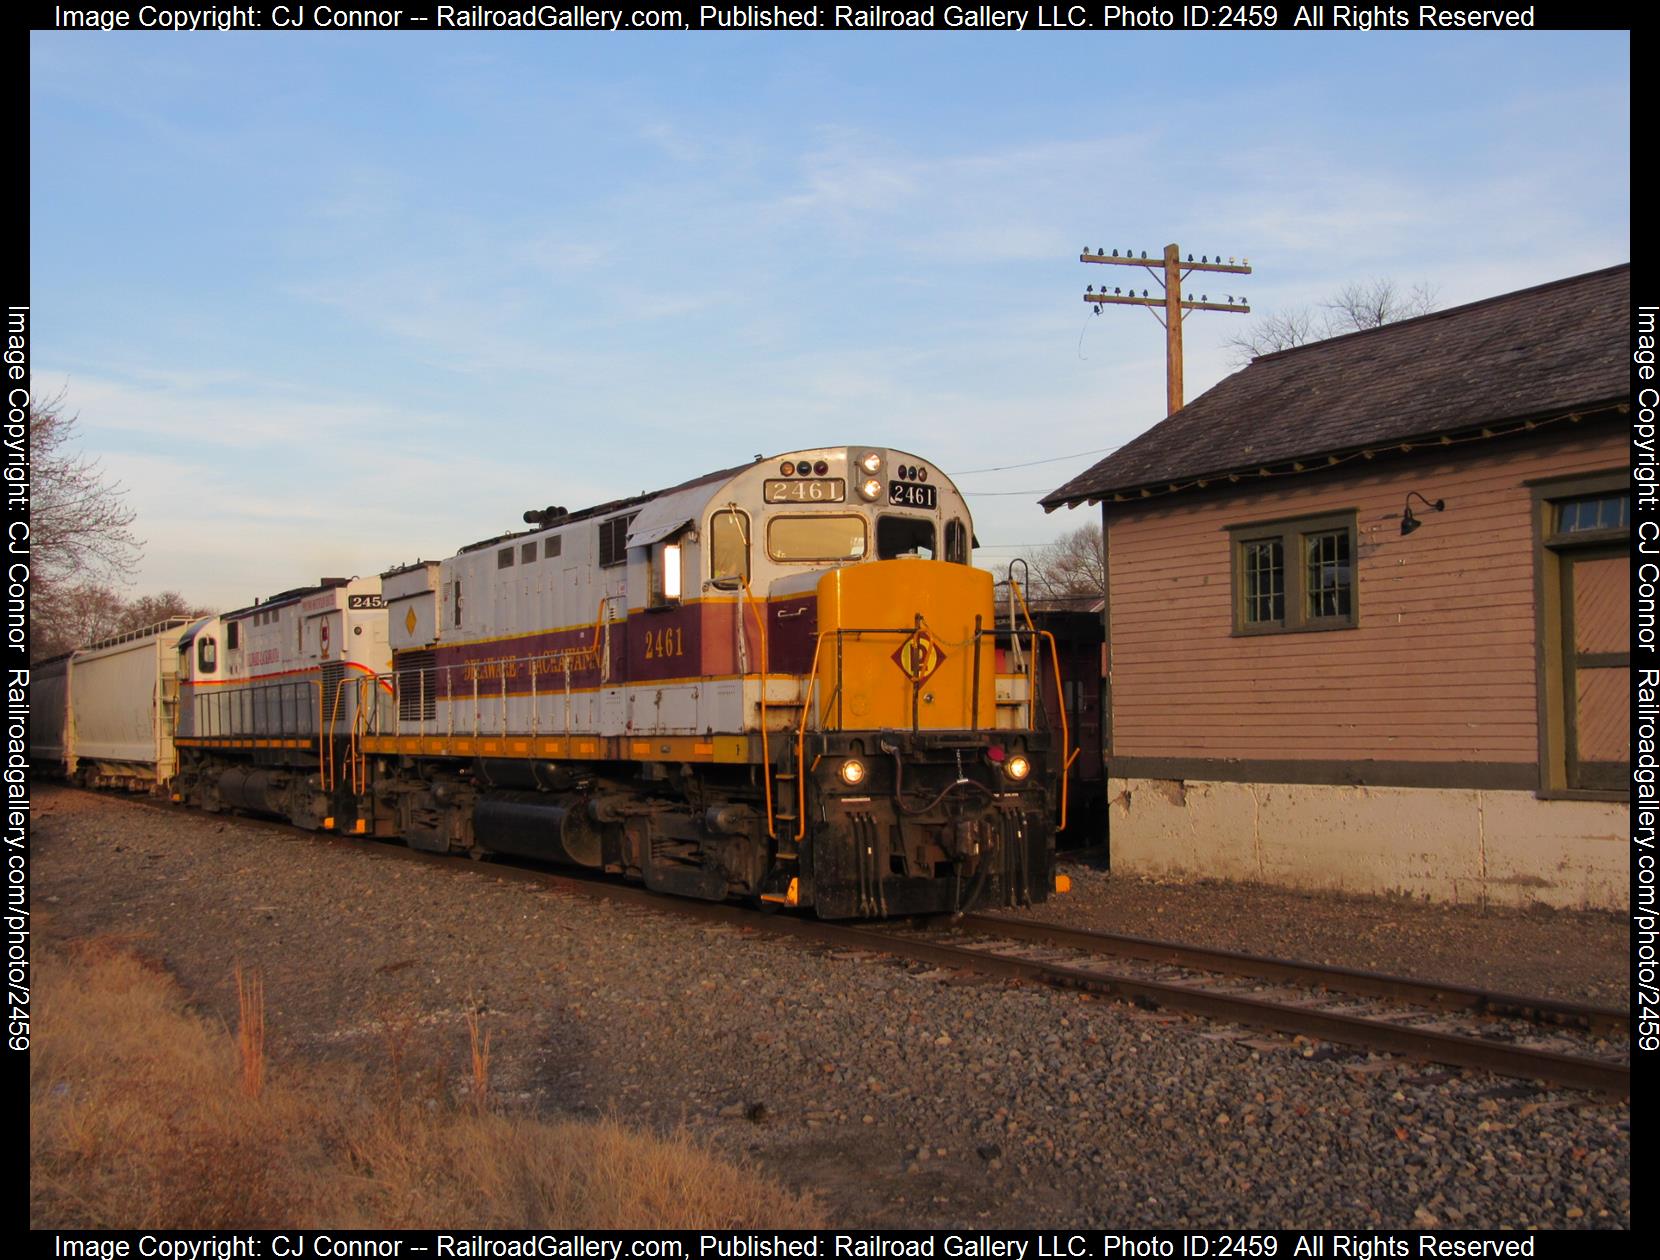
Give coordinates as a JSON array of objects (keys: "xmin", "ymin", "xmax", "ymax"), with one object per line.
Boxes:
[
  {"xmin": 1230, "ymin": 512, "xmax": 1357, "ymax": 634},
  {"xmin": 1555, "ymin": 492, "xmax": 1630, "ymax": 537},
  {"xmin": 1240, "ymin": 538, "xmax": 1284, "ymax": 625},
  {"xmin": 1304, "ymin": 529, "xmax": 1353, "ymax": 619}
]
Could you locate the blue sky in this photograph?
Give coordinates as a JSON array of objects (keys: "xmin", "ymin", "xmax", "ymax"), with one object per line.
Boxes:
[{"xmin": 31, "ymin": 30, "xmax": 1630, "ymax": 608}]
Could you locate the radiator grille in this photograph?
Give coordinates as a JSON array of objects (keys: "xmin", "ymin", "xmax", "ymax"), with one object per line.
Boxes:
[
  {"xmin": 319, "ymin": 662, "xmax": 346, "ymax": 734},
  {"xmin": 396, "ymin": 650, "xmax": 437, "ymax": 721}
]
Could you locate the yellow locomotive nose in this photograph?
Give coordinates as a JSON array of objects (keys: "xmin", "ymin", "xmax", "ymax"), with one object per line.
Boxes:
[{"xmin": 812, "ymin": 560, "xmax": 996, "ymax": 732}]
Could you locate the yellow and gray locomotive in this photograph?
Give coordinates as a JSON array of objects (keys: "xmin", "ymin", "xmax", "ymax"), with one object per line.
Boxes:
[{"xmin": 50, "ymin": 448, "xmax": 1071, "ymax": 918}]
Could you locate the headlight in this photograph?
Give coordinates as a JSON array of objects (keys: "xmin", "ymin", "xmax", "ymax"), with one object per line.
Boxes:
[
  {"xmin": 859, "ymin": 451, "xmax": 883, "ymax": 475},
  {"xmin": 858, "ymin": 478, "xmax": 882, "ymax": 501},
  {"xmin": 1004, "ymin": 755, "xmax": 1030, "ymax": 781},
  {"xmin": 839, "ymin": 758, "xmax": 867, "ymax": 786}
]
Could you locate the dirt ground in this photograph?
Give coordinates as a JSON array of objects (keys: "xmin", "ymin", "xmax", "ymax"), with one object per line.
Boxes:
[
  {"xmin": 1021, "ymin": 855, "xmax": 1629, "ymax": 1006},
  {"xmin": 30, "ymin": 784, "xmax": 1631, "ymax": 1228}
]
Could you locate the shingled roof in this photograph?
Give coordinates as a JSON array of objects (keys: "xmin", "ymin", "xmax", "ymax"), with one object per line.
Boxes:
[{"xmin": 1042, "ymin": 263, "xmax": 1630, "ymax": 511}]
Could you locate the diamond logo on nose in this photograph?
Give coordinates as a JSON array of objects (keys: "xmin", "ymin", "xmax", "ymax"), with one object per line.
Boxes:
[{"xmin": 892, "ymin": 629, "xmax": 944, "ymax": 684}]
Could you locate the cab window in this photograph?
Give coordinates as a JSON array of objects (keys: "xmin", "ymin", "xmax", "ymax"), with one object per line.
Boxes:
[
  {"xmin": 197, "ymin": 636, "xmax": 218, "ymax": 674},
  {"xmin": 945, "ymin": 519, "xmax": 969, "ymax": 565},
  {"xmin": 877, "ymin": 516, "xmax": 935, "ymax": 559},
  {"xmin": 767, "ymin": 514, "xmax": 868, "ymax": 562},
  {"xmin": 710, "ymin": 509, "xmax": 751, "ymax": 585},
  {"xmin": 650, "ymin": 537, "xmax": 684, "ymax": 607}
]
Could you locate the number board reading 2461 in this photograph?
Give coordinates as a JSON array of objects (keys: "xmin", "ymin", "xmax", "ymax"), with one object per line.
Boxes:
[
  {"xmin": 765, "ymin": 478, "xmax": 846, "ymax": 503},
  {"xmin": 888, "ymin": 482, "xmax": 937, "ymax": 509}
]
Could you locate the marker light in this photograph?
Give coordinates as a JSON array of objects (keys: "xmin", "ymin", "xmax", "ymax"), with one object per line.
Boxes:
[
  {"xmin": 839, "ymin": 758, "xmax": 867, "ymax": 786},
  {"xmin": 859, "ymin": 478, "xmax": 882, "ymax": 501},
  {"xmin": 1004, "ymin": 755, "xmax": 1031, "ymax": 781},
  {"xmin": 814, "ymin": 460, "xmax": 829, "ymax": 476},
  {"xmin": 859, "ymin": 451, "xmax": 883, "ymax": 475},
  {"xmin": 780, "ymin": 461, "xmax": 796, "ymax": 476}
]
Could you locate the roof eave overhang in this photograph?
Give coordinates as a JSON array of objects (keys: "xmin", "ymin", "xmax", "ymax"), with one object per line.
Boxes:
[{"xmin": 1041, "ymin": 397, "xmax": 1630, "ymax": 513}]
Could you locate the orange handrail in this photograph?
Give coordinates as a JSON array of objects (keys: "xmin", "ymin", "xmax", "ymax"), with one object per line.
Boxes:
[
  {"xmin": 1008, "ymin": 579, "xmax": 1075, "ymax": 831},
  {"xmin": 1038, "ymin": 629, "xmax": 1072, "ymax": 832},
  {"xmin": 737, "ymin": 574, "xmax": 774, "ymax": 837},
  {"xmin": 323, "ymin": 674, "xmax": 349, "ymax": 791},
  {"xmin": 793, "ymin": 630, "xmax": 835, "ymax": 843}
]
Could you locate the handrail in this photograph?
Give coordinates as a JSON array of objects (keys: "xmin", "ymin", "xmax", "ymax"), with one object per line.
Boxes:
[
  {"xmin": 350, "ymin": 605, "xmax": 1071, "ymax": 830},
  {"xmin": 1007, "ymin": 577, "xmax": 1040, "ymax": 729},
  {"xmin": 1037, "ymin": 629, "xmax": 1072, "ymax": 832},
  {"xmin": 737, "ymin": 575, "xmax": 775, "ymax": 838},
  {"xmin": 312, "ymin": 679, "xmax": 327, "ymax": 788},
  {"xmin": 323, "ymin": 672, "xmax": 349, "ymax": 791},
  {"xmin": 794, "ymin": 630, "xmax": 834, "ymax": 843},
  {"xmin": 352, "ymin": 674, "xmax": 379, "ymax": 795}
]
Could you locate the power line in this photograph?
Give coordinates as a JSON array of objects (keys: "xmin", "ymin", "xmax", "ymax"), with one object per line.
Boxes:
[{"xmin": 950, "ymin": 444, "xmax": 1121, "ymax": 477}]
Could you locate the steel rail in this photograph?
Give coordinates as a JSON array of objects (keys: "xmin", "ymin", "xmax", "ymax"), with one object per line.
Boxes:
[
  {"xmin": 837, "ymin": 924, "xmax": 1630, "ymax": 1100},
  {"xmin": 956, "ymin": 913, "xmax": 1630, "ymax": 1037}
]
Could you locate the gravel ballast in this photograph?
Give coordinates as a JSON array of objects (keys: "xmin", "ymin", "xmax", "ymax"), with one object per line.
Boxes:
[{"xmin": 32, "ymin": 785, "xmax": 1630, "ymax": 1229}]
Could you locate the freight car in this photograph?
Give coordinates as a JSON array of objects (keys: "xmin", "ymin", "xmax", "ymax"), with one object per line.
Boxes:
[
  {"xmin": 38, "ymin": 447, "xmax": 1074, "ymax": 919},
  {"xmin": 29, "ymin": 617, "xmax": 198, "ymax": 790}
]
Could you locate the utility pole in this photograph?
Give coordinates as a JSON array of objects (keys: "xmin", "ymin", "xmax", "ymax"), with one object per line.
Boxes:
[{"xmin": 1081, "ymin": 244, "xmax": 1253, "ymax": 415}]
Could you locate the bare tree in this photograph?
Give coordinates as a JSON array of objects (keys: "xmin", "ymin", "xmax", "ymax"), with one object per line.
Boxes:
[
  {"xmin": 118, "ymin": 590, "xmax": 213, "ymax": 635},
  {"xmin": 29, "ymin": 390, "xmax": 145, "ymax": 658},
  {"xmin": 30, "ymin": 390, "xmax": 141, "ymax": 588},
  {"xmin": 1009, "ymin": 525, "xmax": 1104, "ymax": 604},
  {"xmin": 1323, "ymin": 279, "xmax": 1439, "ymax": 332},
  {"xmin": 31, "ymin": 585, "xmax": 212, "ymax": 660},
  {"xmin": 31, "ymin": 582, "xmax": 127, "ymax": 659},
  {"xmin": 1227, "ymin": 279, "xmax": 1439, "ymax": 364}
]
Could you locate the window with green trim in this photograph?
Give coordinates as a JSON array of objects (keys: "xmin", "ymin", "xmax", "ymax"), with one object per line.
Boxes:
[{"xmin": 1230, "ymin": 512, "xmax": 1357, "ymax": 634}]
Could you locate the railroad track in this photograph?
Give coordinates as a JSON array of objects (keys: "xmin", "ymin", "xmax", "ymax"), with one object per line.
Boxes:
[
  {"xmin": 877, "ymin": 914, "xmax": 1632, "ymax": 1100},
  {"xmin": 82, "ymin": 789, "xmax": 1631, "ymax": 1100}
]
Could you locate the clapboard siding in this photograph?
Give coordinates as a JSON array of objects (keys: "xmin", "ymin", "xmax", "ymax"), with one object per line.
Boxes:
[{"xmin": 1104, "ymin": 426, "xmax": 1625, "ymax": 766}]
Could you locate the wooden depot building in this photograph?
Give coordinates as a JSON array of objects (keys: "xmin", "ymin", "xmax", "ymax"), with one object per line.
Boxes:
[{"xmin": 1043, "ymin": 264, "xmax": 1631, "ymax": 908}]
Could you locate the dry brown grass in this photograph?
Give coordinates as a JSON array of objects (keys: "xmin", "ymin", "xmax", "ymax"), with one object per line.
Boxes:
[
  {"xmin": 463, "ymin": 1006, "xmax": 492, "ymax": 1112},
  {"xmin": 31, "ymin": 936, "xmax": 822, "ymax": 1230},
  {"xmin": 234, "ymin": 965, "xmax": 265, "ymax": 1100}
]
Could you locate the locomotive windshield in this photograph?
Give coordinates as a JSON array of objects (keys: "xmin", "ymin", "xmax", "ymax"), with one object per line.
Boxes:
[
  {"xmin": 767, "ymin": 514, "xmax": 868, "ymax": 562},
  {"xmin": 876, "ymin": 516, "xmax": 935, "ymax": 560}
]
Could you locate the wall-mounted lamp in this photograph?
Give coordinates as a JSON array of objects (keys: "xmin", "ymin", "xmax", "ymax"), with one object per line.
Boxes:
[{"xmin": 1400, "ymin": 491, "xmax": 1446, "ymax": 536}]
